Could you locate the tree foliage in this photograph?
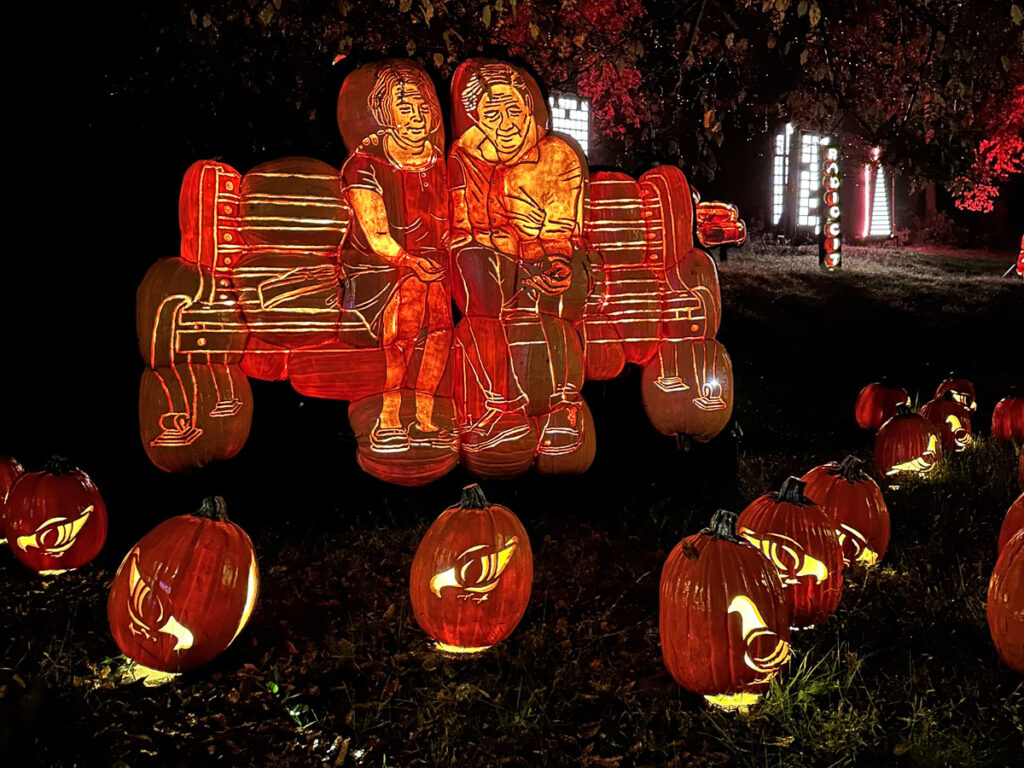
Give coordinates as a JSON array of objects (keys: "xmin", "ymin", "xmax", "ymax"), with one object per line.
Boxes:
[{"xmin": 117, "ymin": 1, "xmax": 1022, "ymax": 203}]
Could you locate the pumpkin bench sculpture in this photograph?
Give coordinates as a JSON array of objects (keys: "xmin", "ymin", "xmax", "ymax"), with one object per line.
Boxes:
[{"xmin": 137, "ymin": 58, "xmax": 733, "ymax": 485}]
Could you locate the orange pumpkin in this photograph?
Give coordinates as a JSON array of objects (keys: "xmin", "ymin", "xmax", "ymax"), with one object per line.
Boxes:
[
  {"xmin": 660, "ymin": 509, "xmax": 791, "ymax": 710},
  {"xmin": 987, "ymin": 530, "xmax": 1024, "ymax": 674},
  {"xmin": 874, "ymin": 404, "xmax": 942, "ymax": 479},
  {"xmin": 737, "ymin": 477, "xmax": 844, "ymax": 629},
  {"xmin": 410, "ymin": 485, "xmax": 533, "ymax": 653},
  {"xmin": 920, "ymin": 391, "xmax": 973, "ymax": 453},
  {"xmin": 108, "ymin": 497, "xmax": 259, "ymax": 673},
  {"xmin": 0, "ymin": 455, "xmax": 25, "ymax": 543},
  {"xmin": 992, "ymin": 397, "xmax": 1024, "ymax": 443},
  {"xmin": 999, "ymin": 493, "xmax": 1024, "ymax": 555},
  {"xmin": 934, "ymin": 376, "xmax": 977, "ymax": 412},
  {"xmin": 139, "ymin": 364, "xmax": 253, "ymax": 473},
  {"xmin": 641, "ymin": 339, "xmax": 734, "ymax": 442},
  {"xmin": 5, "ymin": 457, "xmax": 107, "ymax": 575},
  {"xmin": 855, "ymin": 382, "xmax": 910, "ymax": 431},
  {"xmin": 801, "ymin": 456, "xmax": 889, "ymax": 567}
]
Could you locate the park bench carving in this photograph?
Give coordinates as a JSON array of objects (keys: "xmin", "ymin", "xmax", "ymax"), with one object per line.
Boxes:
[{"xmin": 137, "ymin": 58, "xmax": 733, "ymax": 484}]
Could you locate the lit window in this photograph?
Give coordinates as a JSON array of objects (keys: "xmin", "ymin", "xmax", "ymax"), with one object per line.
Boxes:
[{"xmin": 548, "ymin": 93, "xmax": 590, "ymax": 158}]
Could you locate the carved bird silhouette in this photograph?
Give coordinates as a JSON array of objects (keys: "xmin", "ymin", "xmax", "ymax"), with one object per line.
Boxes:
[
  {"xmin": 727, "ymin": 595, "xmax": 791, "ymax": 682},
  {"xmin": 739, "ymin": 530, "xmax": 829, "ymax": 585},
  {"xmin": 887, "ymin": 434, "xmax": 940, "ymax": 475},
  {"xmin": 837, "ymin": 523, "xmax": 877, "ymax": 566},
  {"xmin": 124, "ymin": 549, "xmax": 194, "ymax": 652},
  {"xmin": 430, "ymin": 537, "xmax": 518, "ymax": 602},
  {"xmin": 16, "ymin": 505, "xmax": 92, "ymax": 556}
]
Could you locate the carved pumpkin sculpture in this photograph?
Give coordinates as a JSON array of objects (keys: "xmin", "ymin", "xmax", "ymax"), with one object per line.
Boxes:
[
  {"xmin": 801, "ymin": 456, "xmax": 890, "ymax": 567},
  {"xmin": 107, "ymin": 497, "xmax": 259, "ymax": 673},
  {"xmin": 875, "ymin": 404, "xmax": 942, "ymax": 479},
  {"xmin": 410, "ymin": 484, "xmax": 532, "ymax": 653},
  {"xmin": 737, "ymin": 477, "xmax": 844, "ymax": 628},
  {"xmin": 992, "ymin": 397, "xmax": 1024, "ymax": 443},
  {"xmin": 4, "ymin": 457, "xmax": 107, "ymax": 575},
  {"xmin": 0, "ymin": 455, "xmax": 25, "ymax": 544},
  {"xmin": 934, "ymin": 377, "xmax": 977, "ymax": 413},
  {"xmin": 987, "ymin": 529, "xmax": 1024, "ymax": 674},
  {"xmin": 660, "ymin": 509, "xmax": 791, "ymax": 711},
  {"xmin": 920, "ymin": 391, "xmax": 973, "ymax": 453},
  {"xmin": 855, "ymin": 382, "xmax": 911, "ymax": 431},
  {"xmin": 999, "ymin": 493, "xmax": 1024, "ymax": 555}
]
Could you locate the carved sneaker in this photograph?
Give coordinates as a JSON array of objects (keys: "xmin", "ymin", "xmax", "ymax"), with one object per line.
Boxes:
[
  {"xmin": 461, "ymin": 408, "xmax": 531, "ymax": 453},
  {"xmin": 149, "ymin": 413, "xmax": 203, "ymax": 447},
  {"xmin": 653, "ymin": 376, "xmax": 689, "ymax": 393},
  {"xmin": 538, "ymin": 402, "xmax": 584, "ymax": 456},
  {"xmin": 408, "ymin": 423, "xmax": 457, "ymax": 451},
  {"xmin": 369, "ymin": 421, "xmax": 411, "ymax": 454}
]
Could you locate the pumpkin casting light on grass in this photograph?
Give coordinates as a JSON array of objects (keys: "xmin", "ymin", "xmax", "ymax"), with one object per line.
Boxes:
[
  {"xmin": 4, "ymin": 456, "xmax": 107, "ymax": 575},
  {"xmin": 801, "ymin": 455, "xmax": 890, "ymax": 567},
  {"xmin": 107, "ymin": 496, "xmax": 259, "ymax": 675},
  {"xmin": 660, "ymin": 509, "xmax": 791, "ymax": 711},
  {"xmin": 410, "ymin": 484, "xmax": 533, "ymax": 654},
  {"xmin": 737, "ymin": 477, "xmax": 844, "ymax": 628}
]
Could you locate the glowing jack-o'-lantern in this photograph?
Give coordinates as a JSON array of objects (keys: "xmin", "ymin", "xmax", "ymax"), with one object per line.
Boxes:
[
  {"xmin": 410, "ymin": 484, "xmax": 533, "ymax": 653},
  {"xmin": 920, "ymin": 391, "xmax": 973, "ymax": 453},
  {"xmin": 999, "ymin": 493, "xmax": 1024, "ymax": 555},
  {"xmin": 660, "ymin": 510, "xmax": 791, "ymax": 711},
  {"xmin": 855, "ymin": 381, "xmax": 910, "ymax": 431},
  {"xmin": 107, "ymin": 497, "xmax": 260, "ymax": 674},
  {"xmin": 875, "ymin": 404, "xmax": 942, "ymax": 479},
  {"xmin": 987, "ymin": 529, "xmax": 1024, "ymax": 675},
  {"xmin": 737, "ymin": 477, "xmax": 844, "ymax": 628},
  {"xmin": 4, "ymin": 457, "xmax": 107, "ymax": 575},
  {"xmin": 934, "ymin": 377, "xmax": 976, "ymax": 413},
  {"xmin": 801, "ymin": 456, "xmax": 890, "ymax": 567},
  {"xmin": 992, "ymin": 397, "xmax": 1024, "ymax": 443},
  {"xmin": 0, "ymin": 455, "xmax": 25, "ymax": 544}
]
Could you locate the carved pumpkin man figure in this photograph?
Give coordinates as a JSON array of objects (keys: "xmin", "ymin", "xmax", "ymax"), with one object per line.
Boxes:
[
  {"xmin": 449, "ymin": 60, "xmax": 587, "ymax": 455},
  {"xmin": 340, "ymin": 62, "xmax": 454, "ymax": 452}
]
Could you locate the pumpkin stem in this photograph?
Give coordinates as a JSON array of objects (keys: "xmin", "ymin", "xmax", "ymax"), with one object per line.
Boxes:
[
  {"xmin": 459, "ymin": 484, "xmax": 489, "ymax": 510},
  {"xmin": 777, "ymin": 476, "xmax": 812, "ymax": 505},
  {"xmin": 895, "ymin": 402, "xmax": 913, "ymax": 417},
  {"xmin": 43, "ymin": 455, "xmax": 75, "ymax": 476},
  {"xmin": 704, "ymin": 509, "xmax": 745, "ymax": 544},
  {"xmin": 836, "ymin": 455, "xmax": 865, "ymax": 482},
  {"xmin": 196, "ymin": 496, "xmax": 229, "ymax": 521}
]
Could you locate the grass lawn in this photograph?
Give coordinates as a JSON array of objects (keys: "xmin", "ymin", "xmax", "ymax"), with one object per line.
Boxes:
[{"xmin": 2, "ymin": 241, "xmax": 1021, "ymax": 767}]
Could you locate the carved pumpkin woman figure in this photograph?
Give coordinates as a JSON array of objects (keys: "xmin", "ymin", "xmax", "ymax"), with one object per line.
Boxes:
[
  {"xmin": 449, "ymin": 60, "xmax": 587, "ymax": 456},
  {"xmin": 340, "ymin": 62, "xmax": 453, "ymax": 453}
]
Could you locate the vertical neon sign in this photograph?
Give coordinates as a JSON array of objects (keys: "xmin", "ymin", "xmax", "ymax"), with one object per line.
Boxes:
[{"xmin": 819, "ymin": 136, "xmax": 842, "ymax": 270}]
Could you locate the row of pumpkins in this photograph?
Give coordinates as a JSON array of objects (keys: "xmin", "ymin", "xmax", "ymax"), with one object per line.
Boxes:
[
  {"xmin": 856, "ymin": 377, "xmax": 1024, "ymax": 477},
  {"xmin": 2, "ymin": 447, "xmax": 1022, "ymax": 708}
]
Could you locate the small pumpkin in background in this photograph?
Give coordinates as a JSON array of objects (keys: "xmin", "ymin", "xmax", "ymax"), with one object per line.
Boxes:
[
  {"xmin": 4, "ymin": 457, "xmax": 107, "ymax": 575},
  {"xmin": 0, "ymin": 455, "xmax": 25, "ymax": 544},
  {"xmin": 737, "ymin": 477, "xmax": 844, "ymax": 629},
  {"xmin": 660, "ymin": 509, "xmax": 791, "ymax": 711},
  {"xmin": 934, "ymin": 377, "xmax": 977, "ymax": 413},
  {"xmin": 987, "ymin": 529, "xmax": 1024, "ymax": 675},
  {"xmin": 107, "ymin": 496, "xmax": 260, "ymax": 674},
  {"xmin": 998, "ymin": 493, "xmax": 1024, "ymax": 555},
  {"xmin": 874, "ymin": 404, "xmax": 942, "ymax": 479},
  {"xmin": 410, "ymin": 484, "xmax": 533, "ymax": 654},
  {"xmin": 992, "ymin": 397, "xmax": 1024, "ymax": 443},
  {"xmin": 920, "ymin": 391, "xmax": 973, "ymax": 453},
  {"xmin": 855, "ymin": 381, "xmax": 910, "ymax": 431},
  {"xmin": 801, "ymin": 456, "xmax": 890, "ymax": 567}
]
